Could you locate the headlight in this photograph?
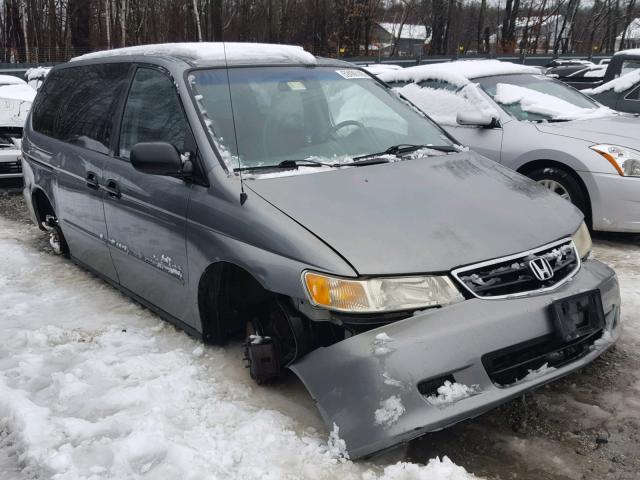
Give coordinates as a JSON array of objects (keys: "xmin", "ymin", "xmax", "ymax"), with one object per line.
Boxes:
[
  {"xmin": 590, "ymin": 144, "xmax": 640, "ymax": 176},
  {"xmin": 572, "ymin": 221, "xmax": 592, "ymax": 259},
  {"xmin": 302, "ymin": 271, "xmax": 464, "ymax": 313}
]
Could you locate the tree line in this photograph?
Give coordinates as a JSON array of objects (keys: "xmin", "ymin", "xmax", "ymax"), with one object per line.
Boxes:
[{"xmin": 1, "ymin": 0, "xmax": 638, "ymax": 63}]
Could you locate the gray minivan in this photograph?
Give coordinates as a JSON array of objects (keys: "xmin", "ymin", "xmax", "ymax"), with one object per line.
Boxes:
[{"xmin": 21, "ymin": 43, "xmax": 620, "ymax": 459}]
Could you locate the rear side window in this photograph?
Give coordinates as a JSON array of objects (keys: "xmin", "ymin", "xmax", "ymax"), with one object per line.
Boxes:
[
  {"xmin": 32, "ymin": 64, "xmax": 131, "ymax": 154},
  {"xmin": 118, "ymin": 67, "xmax": 188, "ymax": 159}
]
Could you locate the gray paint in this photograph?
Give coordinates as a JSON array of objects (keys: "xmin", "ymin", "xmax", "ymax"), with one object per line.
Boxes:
[
  {"xmin": 437, "ymin": 98, "xmax": 640, "ymax": 233},
  {"xmin": 21, "ymin": 51, "xmax": 622, "ymax": 460}
]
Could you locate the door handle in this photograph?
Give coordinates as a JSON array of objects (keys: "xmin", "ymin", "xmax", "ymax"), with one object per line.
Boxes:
[
  {"xmin": 103, "ymin": 179, "xmax": 122, "ymax": 199},
  {"xmin": 86, "ymin": 171, "xmax": 100, "ymax": 190}
]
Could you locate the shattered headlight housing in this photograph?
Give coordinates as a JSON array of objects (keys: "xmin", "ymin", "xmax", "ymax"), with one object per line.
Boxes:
[
  {"xmin": 303, "ymin": 271, "xmax": 464, "ymax": 313},
  {"xmin": 572, "ymin": 221, "xmax": 592, "ymax": 260},
  {"xmin": 590, "ymin": 144, "xmax": 640, "ymax": 176}
]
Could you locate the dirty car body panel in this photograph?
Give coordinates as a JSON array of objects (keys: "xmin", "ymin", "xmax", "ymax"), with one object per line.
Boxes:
[{"xmin": 20, "ymin": 44, "xmax": 621, "ymax": 460}]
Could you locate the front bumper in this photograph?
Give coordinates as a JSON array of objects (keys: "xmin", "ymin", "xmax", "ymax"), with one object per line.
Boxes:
[
  {"xmin": 290, "ymin": 259, "xmax": 620, "ymax": 459},
  {"xmin": 579, "ymin": 171, "xmax": 640, "ymax": 232},
  {"xmin": 0, "ymin": 147, "xmax": 22, "ymax": 179}
]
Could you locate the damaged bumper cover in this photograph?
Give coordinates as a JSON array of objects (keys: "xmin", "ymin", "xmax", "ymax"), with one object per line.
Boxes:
[{"xmin": 290, "ymin": 259, "xmax": 621, "ymax": 459}]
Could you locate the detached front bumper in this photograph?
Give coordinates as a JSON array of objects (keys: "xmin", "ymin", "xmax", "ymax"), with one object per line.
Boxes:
[
  {"xmin": 580, "ymin": 171, "xmax": 640, "ymax": 233},
  {"xmin": 290, "ymin": 259, "xmax": 620, "ymax": 459}
]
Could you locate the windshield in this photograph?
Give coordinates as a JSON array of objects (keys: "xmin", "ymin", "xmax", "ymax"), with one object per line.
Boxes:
[
  {"xmin": 188, "ymin": 66, "xmax": 454, "ymax": 170},
  {"xmin": 477, "ymin": 73, "xmax": 601, "ymax": 122}
]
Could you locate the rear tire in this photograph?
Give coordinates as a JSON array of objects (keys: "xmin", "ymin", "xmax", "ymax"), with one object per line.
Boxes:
[{"xmin": 527, "ymin": 167, "xmax": 590, "ymax": 220}]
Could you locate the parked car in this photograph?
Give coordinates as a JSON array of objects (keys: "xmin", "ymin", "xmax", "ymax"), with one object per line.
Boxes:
[
  {"xmin": 22, "ymin": 43, "xmax": 620, "ymax": 459},
  {"xmin": 544, "ymin": 58, "xmax": 594, "ymax": 69},
  {"xmin": 379, "ymin": 59, "xmax": 640, "ymax": 233},
  {"xmin": 556, "ymin": 49, "xmax": 640, "ymax": 90},
  {"xmin": 584, "ymin": 69, "xmax": 640, "ymax": 114},
  {"xmin": 0, "ymin": 78, "xmax": 36, "ymax": 179},
  {"xmin": 360, "ymin": 63, "xmax": 403, "ymax": 76}
]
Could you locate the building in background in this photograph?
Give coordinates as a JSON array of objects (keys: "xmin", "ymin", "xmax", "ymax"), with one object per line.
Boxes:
[
  {"xmin": 616, "ymin": 19, "xmax": 640, "ymax": 50},
  {"xmin": 370, "ymin": 22, "xmax": 431, "ymax": 56}
]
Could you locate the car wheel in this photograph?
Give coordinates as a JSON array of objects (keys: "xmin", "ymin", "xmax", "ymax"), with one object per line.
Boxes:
[
  {"xmin": 527, "ymin": 167, "xmax": 589, "ymax": 216},
  {"xmin": 42, "ymin": 214, "xmax": 69, "ymax": 256}
]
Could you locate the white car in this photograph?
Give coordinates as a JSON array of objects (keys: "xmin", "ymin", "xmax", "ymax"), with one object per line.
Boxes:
[
  {"xmin": 0, "ymin": 75, "xmax": 36, "ymax": 179},
  {"xmin": 379, "ymin": 60, "xmax": 640, "ymax": 233}
]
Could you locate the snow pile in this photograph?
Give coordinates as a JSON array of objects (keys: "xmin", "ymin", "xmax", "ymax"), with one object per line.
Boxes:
[
  {"xmin": 362, "ymin": 64, "xmax": 403, "ymax": 76},
  {"xmin": 0, "ymin": 74, "xmax": 26, "ymax": 86},
  {"xmin": 379, "ymin": 60, "xmax": 539, "ymax": 85},
  {"xmin": 0, "ymin": 216, "xmax": 478, "ymax": 480},
  {"xmin": 382, "ymin": 372, "xmax": 404, "ymax": 388},
  {"xmin": 374, "ymin": 396, "xmax": 406, "ymax": 426},
  {"xmin": 327, "ymin": 424, "xmax": 349, "ymax": 461},
  {"xmin": 494, "ymin": 83, "xmax": 598, "ymax": 120},
  {"xmin": 25, "ymin": 67, "xmax": 52, "ymax": 81},
  {"xmin": 519, "ymin": 362, "xmax": 556, "ymax": 382},
  {"xmin": 372, "ymin": 332, "xmax": 395, "ymax": 356},
  {"xmin": 72, "ymin": 42, "xmax": 317, "ymax": 66},
  {"xmin": 584, "ymin": 68, "xmax": 640, "ymax": 95},
  {"xmin": 592, "ymin": 329, "xmax": 614, "ymax": 349},
  {"xmin": 615, "ymin": 47, "xmax": 640, "ymax": 57},
  {"xmin": 363, "ymin": 457, "xmax": 478, "ymax": 480},
  {"xmin": 395, "ymin": 83, "xmax": 498, "ymax": 126},
  {"xmin": 426, "ymin": 381, "xmax": 478, "ymax": 406}
]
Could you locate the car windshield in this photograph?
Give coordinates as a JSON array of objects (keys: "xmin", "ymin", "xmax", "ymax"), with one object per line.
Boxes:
[
  {"xmin": 476, "ymin": 73, "xmax": 601, "ymax": 122},
  {"xmin": 188, "ymin": 66, "xmax": 454, "ymax": 171}
]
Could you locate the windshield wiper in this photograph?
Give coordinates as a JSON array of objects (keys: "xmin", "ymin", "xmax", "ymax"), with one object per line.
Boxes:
[
  {"xmin": 352, "ymin": 144, "xmax": 456, "ymax": 162},
  {"xmin": 234, "ymin": 159, "xmax": 340, "ymax": 172}
]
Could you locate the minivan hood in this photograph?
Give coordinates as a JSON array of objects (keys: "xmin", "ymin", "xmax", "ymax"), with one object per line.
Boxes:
[
  {"xmin": 246, "ymin": 152, "xmax": 582, "ymax": 275},
  {"xmin": 535, "ymin": 114, "xmax": 640, "ymax": 149}
]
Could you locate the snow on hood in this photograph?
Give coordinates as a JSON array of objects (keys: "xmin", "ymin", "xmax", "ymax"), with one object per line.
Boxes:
[
  {"xmin": 0, "ymin": 84, "xmax": 36, "ymax": 103},
  {"xmin": 378, "ymin": 60, "xmax": 539, "ymax": 85},
  {"xmin": 585, "ymin": 69, "xmax": 640, "ymax": 95},
  {"xmin": 72, "ymin": 42, "xmax": 317, "ymax": 66},
  {"xmin": 0, "ymin": 74, "xmax": 26, "ymax": 86},
  {"xmin": 493, "ymin": 83, "xmax": 605, "ymax": 120}
]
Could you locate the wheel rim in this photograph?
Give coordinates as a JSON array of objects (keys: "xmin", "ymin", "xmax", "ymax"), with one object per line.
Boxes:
[{"xmin": 537, "ymin": 179, "xmax": 571, "ymax": 201}]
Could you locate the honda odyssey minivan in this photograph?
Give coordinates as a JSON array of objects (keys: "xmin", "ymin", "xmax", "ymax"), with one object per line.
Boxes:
[{"xmin": 21, "ymin": 43, "xmax": 620, "ymax": 459}]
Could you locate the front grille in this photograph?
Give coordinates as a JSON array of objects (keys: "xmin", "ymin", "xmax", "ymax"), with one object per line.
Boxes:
[
  {"xmin": 452, "ymin": 239, "xmax": 579, "ymax": 298},
  {"xmin": 0, "ymin": 161, "xmax": 21, "ymax": 175},
  {"xmin": 482, "ymin": 329, "xmax": 601, "ymax": 386}
]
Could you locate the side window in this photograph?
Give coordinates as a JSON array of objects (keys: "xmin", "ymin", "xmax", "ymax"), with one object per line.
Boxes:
[
  {"xmin": 119, "ymin": 68, "xmax": 188, "ymax": 159},
  {"xmin": 621, "ymin": 59, "xmax": 640, "ymax": 76},
  {"xmin": 32, "ymin": 64, "xmax": 131, "ymax": 154},
  {"xmin": 625, "ymin": 85, "xmax": 640, "ymax": 101}
]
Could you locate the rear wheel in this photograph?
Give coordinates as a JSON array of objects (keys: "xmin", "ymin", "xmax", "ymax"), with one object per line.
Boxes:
[{"xmin": 527, "ymin": 167, "xmax": 589, "ymax": 220}]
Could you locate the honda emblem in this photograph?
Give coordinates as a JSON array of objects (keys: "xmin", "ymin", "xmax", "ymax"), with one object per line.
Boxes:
[{"xmin": 529, "ymin": 257, "xmax": 554, "ymax": 281}]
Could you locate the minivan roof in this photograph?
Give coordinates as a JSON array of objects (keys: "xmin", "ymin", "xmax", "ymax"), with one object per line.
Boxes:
[{"xmin": 70, "ymin": 42, "xmax": 350, "ymax": 68}]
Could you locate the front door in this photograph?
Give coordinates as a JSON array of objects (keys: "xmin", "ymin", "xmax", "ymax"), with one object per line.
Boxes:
[
  {"xmin": 446, "ymin": 124, "xmax": 504, "ymax": 162},
  {"xmin": 102, "ymin": 66, "xmax": 193, "ymax": 320}
]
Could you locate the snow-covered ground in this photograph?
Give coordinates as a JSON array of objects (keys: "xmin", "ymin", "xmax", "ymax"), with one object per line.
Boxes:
[
  {"xmin": 1, "ymin": 190, "xmax": 639, "ymax": 480},
  {"xmin": 0, "ymin": 195, "xmax": 477, "ymax": 479}
]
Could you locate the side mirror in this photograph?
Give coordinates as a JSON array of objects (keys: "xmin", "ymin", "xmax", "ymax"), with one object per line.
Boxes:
[
  {"xmin": 456, "ymin": 110, "xmax": 499, "ymax": 128},
  {"xmin": 130, "ymin": 142, "xmax": 184, "ymax": 176}
]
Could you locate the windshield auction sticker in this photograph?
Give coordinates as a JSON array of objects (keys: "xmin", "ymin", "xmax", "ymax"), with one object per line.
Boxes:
[{"xmin": 335, "ymin": 69, "xmax": 371, "ymax": 79}]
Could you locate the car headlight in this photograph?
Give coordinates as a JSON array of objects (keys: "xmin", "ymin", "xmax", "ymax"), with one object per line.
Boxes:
[
  {"xmin": 572, "ymin": 221, "xmax": 592, "ymax": 259},
  {"xmin": 303, "ymin": 271, "xmax": 464, "ymax": 313},
  {"xmin": 590, "ymin": 144, "xmax": 640, "ymax": 176}
]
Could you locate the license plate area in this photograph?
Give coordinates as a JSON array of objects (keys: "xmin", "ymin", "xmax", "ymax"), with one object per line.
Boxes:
[{"xmin": 550, "ymin": 290, "xmax": 605, "ymax": 342}]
